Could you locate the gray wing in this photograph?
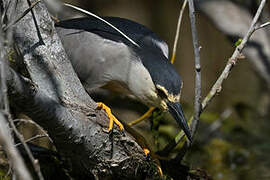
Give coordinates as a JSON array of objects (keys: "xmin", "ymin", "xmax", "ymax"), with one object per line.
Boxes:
[
  {"xmin": 55, "ymin": 17, "xmax": 169, "ymax": 58},
  {"xmin": 56, "ymin": 27, "xmax": 134, "ymax": 93}
]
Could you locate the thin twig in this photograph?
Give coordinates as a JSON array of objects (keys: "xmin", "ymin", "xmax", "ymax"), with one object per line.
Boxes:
[
  {"xmin": 15, "ymin": 134, "xmax": 48, "ymax": 147},
  {"xmin": 4, "ymin": 165, "xmax": 12, "ymax": 180},
  {"xmin": 1, "ymin": 2, "xmax": 44, "ymax": 179},
  {"xmin": 254, "ymin": 21, "xmax": 270, "ymax": 31},
  {"xmin": 3, "ymin": 0, "xmax": 41, "ymax": 31},
  {"xmin": 63, "ymin": 3, "xmax": 140, "ymax": 48},
  {"xmin": 156, "ymin": 0, "xmax": 200, "ymax": 157},
  {"xmin": 14, "ymin": 119, "xmax": 53, "ymax": 143},
  {"xmin": 0, "ymin": 113, "xmax": 32, "ymax": 180},
  {"xmin": 130, "ymin": 0, "xmax": 187, "ymax": 127},
  {"xmin": 187, "ymin": 0, "xmax": 201, "ymax": 144},
  {"xmin": 207, "ymin": 108, "xmax": 232, "ymax": 135},
  {"xmin": 26, "ymin": 0, "xmax": 44, "ymax": 45},
  {"xmin": 175, "ymin": 0, "xmax": 267, "ymax": 160},
  {"xmin": 171, "ymin": 0, "xmax": 187, "ymax": 64},
  {"xmin": 1, "ymin": 52, "xmax": 44, "ymax": 180},
  {"xmin": 159, "ymin": 0, "xmax": 267, "ymax": 157},
  {"xmin": 159, "ymin": 0, "xmax": 202, "ymax": 159},
  {"xmin": 201, "ymin": 0, "xmax": 266, "ymax": 111},
  {"xmin": 0, "ymin": 5, "xmax": 29, "ymax": 179},
  {"xmin": 0, "ymin": 22, "xmax": 9, "ymax": 117},
  {"xmin": 9, "ymin": 122, "xmax": 45, "ymax": 180},
  {"xmin": 1, "ymin": 0, "xmax": 11, "ymax": 24}
]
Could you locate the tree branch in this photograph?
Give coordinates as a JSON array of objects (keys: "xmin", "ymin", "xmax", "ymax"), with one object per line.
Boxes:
[
  {"xmin": 254, "ymin": 21, "xmax": 270, "ymax": 31},
  {"xmin": 171, "ymin": 0, "xmax": 187, "ymax": 64},
  {"xmin": 162, "ymin": 0, "xmax": 203, "ymax": 162},
  {"xmin": 0, "ymin": 113, "xmax": 32, "ymax": 180},
  {"xmin": 187, "ymin": 0, "xmax": 202, "ymax": 143},
  {"xmin": 1, "ymin": 1, "xmax": 41, "ymax": 178},
  {"xmin": 202, "ymin": 0, "xmax": 267, "ymax": 110},
  {"xmin": 1, "ymin": 0, "xmax": 161, "ymax": 179},
  {"xmin": 159, "ymin": 0, "xmax": 203, "ymax": 157},
  {"xmin": 198, "ymin": 0, "xmax": 270, "ymax": 89},
  {"xmin": 159, "ymin": 0, "xmax": 268, "ymax": 158}
]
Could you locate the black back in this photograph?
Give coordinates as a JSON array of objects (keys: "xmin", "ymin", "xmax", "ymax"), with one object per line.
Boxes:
[
  {"xmin": 56, "ymin": 17, "xmax": 164, "ymax": 48},
  {"xmin": 56, "ymin": 16, "xmax": 182, "ymax": 96}
]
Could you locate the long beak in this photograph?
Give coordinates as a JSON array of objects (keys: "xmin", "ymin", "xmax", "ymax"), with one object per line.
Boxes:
[{"xmin": 167, "ymin": 101, "xmax": 192, "ymax": 142}]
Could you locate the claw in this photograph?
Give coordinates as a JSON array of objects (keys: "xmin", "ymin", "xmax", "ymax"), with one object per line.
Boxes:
[
  {"xmin": 96, "ymin": 102, "xmax": 124, "ymax": 131},
  {"xmin": 143, "ymin": 148, "xmax": 150, "ymax": 156}
]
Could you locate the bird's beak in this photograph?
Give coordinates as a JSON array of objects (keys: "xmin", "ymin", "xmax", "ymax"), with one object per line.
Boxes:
[{"xmin": 167, "ymin": 101, "xmax": 192, "ymax": 142}]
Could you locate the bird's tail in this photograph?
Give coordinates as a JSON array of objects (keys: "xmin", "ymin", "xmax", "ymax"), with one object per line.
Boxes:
[{"xmin": 45, "ymin": 1, "xmax": 140, "ymax": 47}]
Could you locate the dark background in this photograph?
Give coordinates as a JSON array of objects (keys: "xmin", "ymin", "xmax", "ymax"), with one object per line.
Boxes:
[{"xmin": 16, "ymin": 0, "xmax": 270, "ymax": 179}]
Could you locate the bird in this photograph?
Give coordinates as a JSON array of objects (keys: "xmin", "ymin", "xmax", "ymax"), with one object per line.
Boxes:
[{"xmin": 55, "ymin": 11, "xmax": 192, "ymax": 142}]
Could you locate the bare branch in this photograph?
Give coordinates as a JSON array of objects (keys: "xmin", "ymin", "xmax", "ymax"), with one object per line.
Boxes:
[
  {"xmin": 63, "ymin": 3, "xmax": 140, "ymax": 48},
  {"xmin": 3, "ymin": 0, "xmax": 41, "ymax": 31},
  {"xmin": 171, "ymin": 0, "xmax": 187, "ymax": 64},
  {"xmin": 14, "ymin": 119, "xmax": 52, "ymax": 142},
  {"xmin": 156, "ymin": 0, "xmax": 201, "ymax": 157},
  {"xmin": 204, "ymin": 108, "xmax": 233, "ymax": 140},
  {"xmin": 1, "ymin": 0, "xmax": 161, "ymax": 178},
  {"xmin": 0, "ymin": 16, "xmax": 10, "ymax": 117},
  {"xmin": 0, "ymin": 113, "xmax": 32, "ymax": 180},
  {"xmin": 9, "ymin": 119, "xmax": 44, "ymax": 180},
  {"xmin": 157, "ymin": 0, "xmax": 203, "ymax": 160},
  {"xmin": 198, "ymin": 0, "xmax": 270, "ymax": 89},
  {"xmin": 26, "ymin": 0, "xmax": 44, "ymax": 44},
  {"xmin": 0, "ymin": 1, "xmax": 44, "ymax": 178},
  {"xmin": 202, "ymin": 0, "xmax": 267, "ymax": 110},
  {"xmin": 159, "ymin": 0, "xmax": 268, "ymax": 157},
  {"xmin": 254, "ymin": 21, "xmax": 270, "ymax": 31},
  {"xmin": 15, "ymin": 134, "xmax": 48, "ymax": 146},
  {"xmin": 188, "ymin": 0, "xmax": 202, "ymax": 143}
]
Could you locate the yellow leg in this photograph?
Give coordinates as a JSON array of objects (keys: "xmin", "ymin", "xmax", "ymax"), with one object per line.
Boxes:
[
  {"xmin": 96, "ymin": 102, "xmax": 124, "ymax": 131},
  {"xmin": 143, "ymin": 148, "xmax": 150, "ymax": 156},
  {"xmin": 128, "ymin": 107, "xmax": 155, "ymax": 126}
]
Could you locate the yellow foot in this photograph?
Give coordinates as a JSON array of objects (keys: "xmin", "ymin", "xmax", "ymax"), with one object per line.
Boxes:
[
  {"xmin": 96, "ymin": 102, "xmax": 124, "ymax": 131},
  {"xmin": 143, "ymin": 148, "xmax": 150, "ymax": 156},
  {"xmin": 128, "ymin": 107, "xmax": 155, "ymax": 126},
  {"xmin": 143, "ymin": 148, "xmax": 162, "ymax": 176},
  {"xmin": 123, "ymin": 123, "xmax": 163, "ymax": 177}
]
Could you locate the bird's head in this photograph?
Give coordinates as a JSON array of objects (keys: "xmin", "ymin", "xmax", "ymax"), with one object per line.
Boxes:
[
  {"xmin": 154, "ymin": 82, "xmax": 192, "ymax": 142},
  {"xmin": 134, "ymin": 42, "xmax": 192, "ymax": 142}
]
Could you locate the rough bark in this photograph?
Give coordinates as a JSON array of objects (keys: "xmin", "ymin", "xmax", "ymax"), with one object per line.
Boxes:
[{"xmin": 2, "ymin": 0, "xmax": 161, "ymax": 179}]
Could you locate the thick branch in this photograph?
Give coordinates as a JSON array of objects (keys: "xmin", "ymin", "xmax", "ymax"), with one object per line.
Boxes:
[{"xmin": 2, "ymin": 0, "xmax": 161, "ymax": 179}]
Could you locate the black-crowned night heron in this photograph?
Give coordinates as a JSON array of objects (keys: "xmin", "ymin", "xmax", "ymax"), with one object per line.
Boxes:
[{"xmin": 55, "ymin": 15, "xmax": 192, "ymax": 142}]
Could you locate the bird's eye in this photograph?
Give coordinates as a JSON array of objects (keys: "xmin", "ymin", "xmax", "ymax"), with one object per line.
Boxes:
[{"xmin": 157, "ymin": 88, "xmax": 167, "ymax": 99}]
